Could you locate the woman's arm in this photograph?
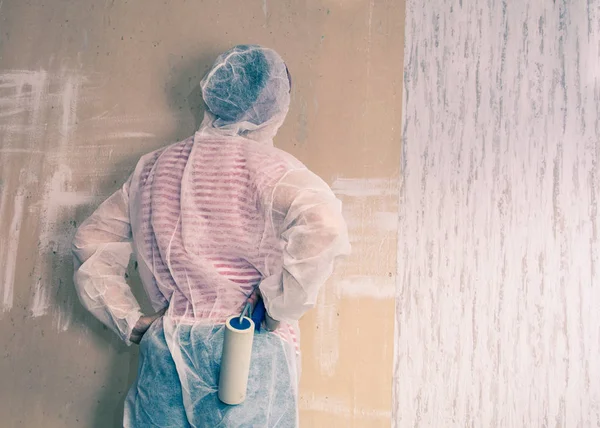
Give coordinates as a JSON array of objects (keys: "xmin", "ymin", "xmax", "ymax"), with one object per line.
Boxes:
[
  {"xmin": 72, "ymin": 178, "xmax": 144, "ymax": 345},
  {"xmin": 259, "ymin": 169, "xmax": 351, "ymax": 323}
]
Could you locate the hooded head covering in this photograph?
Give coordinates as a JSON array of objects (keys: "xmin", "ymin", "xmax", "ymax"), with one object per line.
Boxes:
[{"xmin": 199, "ymin": 45, "xmax": 291, "ymax": 143}]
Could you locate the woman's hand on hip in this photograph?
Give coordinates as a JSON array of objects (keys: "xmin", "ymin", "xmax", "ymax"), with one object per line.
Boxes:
[{"xmin": 130, "ymin": 308, "xmax": 167, "ymax": 344}]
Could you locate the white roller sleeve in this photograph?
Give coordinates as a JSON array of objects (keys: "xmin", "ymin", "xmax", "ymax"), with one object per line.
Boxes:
[{"xmin": 218, "ymin": 316, "xmax": 255, "ymax": 405}]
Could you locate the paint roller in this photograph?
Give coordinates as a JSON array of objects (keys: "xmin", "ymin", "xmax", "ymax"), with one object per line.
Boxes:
[{"xmin": 218, "ymin": 302, "xmax": 256, "ymax": 405}]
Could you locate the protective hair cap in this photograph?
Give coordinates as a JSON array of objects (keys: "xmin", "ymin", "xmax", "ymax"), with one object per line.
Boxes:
[{"xmin": 199, "ymin": 45, "xmax": 291, "ymax": 143}]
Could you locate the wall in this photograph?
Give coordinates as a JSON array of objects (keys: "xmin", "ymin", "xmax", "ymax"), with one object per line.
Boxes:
[
  {"xmin": 0, "ymin": 1, "xmax": 404, "ymax": 427},
  {"xmin": 396, "ymin": 0, "xmax": 600, "ymax": 426}
]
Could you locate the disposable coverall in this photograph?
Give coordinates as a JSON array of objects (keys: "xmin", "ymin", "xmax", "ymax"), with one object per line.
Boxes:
[{"xmin": 72, "ymin": 45, "xmax": 350, "ymax": 427}]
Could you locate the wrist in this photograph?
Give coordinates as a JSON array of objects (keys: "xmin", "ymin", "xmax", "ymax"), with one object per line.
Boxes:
[{"xmin": 132, "ymin": 315, "xmax": 148, "ymax": 332}]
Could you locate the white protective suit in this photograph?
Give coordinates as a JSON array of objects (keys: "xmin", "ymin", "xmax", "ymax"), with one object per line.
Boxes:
[{"xmin": 72, "ymin": 45, "xmax": 350, "ymax": 427}]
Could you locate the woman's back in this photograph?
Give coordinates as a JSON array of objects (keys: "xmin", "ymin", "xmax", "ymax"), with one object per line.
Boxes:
[
  {"xmin": 130, "ymin": 133, "xmax": 303, "ymax": 337},
  {"xmin": 72, "ymin": 45, "xmax": 349, "ymax": 427}
]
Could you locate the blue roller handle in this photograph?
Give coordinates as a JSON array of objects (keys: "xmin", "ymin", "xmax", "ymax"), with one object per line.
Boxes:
[{"xmin": 251, "ymin": 298, "xmax": 266, "ymax": 332}]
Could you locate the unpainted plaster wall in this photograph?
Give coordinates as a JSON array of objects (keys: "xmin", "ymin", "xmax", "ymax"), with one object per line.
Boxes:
[{"xmin": 0, "ymin": 1, "xmax": 404, "ymax": 427}]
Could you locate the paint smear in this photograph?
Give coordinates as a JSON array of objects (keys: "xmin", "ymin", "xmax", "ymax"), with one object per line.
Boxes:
[
  {"xmin": 0, "ymin": 70, "xmax": 49, "ymax": 146},
  {"xmin": 335, "ymin": 275, "xmax": 396, "ymax": 299},
  {"xmin": 0, "ymin": 176, "xmax": 27, "ymax": 312},
  {"xmin": 331, "ymin": 177, "xmax": 396, "ymax": 198},
  {"xmin": 30, "ymin": 164, "xmax": 101, "ymax": 318},
  {"xmin": 0, "ymin": 69, "xmax": 175, "ymax": 333},
  {"xmin": 105, "ymin": 131, "xmax": 156, "ymax": 140},
  {"xmin": 30, "ymin": 280, "xmax": 50, "ymax": 317},
  {"xmin": 300, "ymin": 393, "xmax": 391, "ymax": 420},
  {"xmin": 58, "ymin": 74, "xmax": 81, "ymax": 150},
  {"xmin": 314, "ymin": 177, "xmax": 398, "ymax": 376},
  {"xmin": 314, "ymin": 284, "xmax": 339, "ymax": 376},
  {"xmin": 1, "ymin": 192, "xmax": 26, "ymax": 310},
  {"xmin": 0, "ymin": 71, "xmax": 89, "ymax": 327}
]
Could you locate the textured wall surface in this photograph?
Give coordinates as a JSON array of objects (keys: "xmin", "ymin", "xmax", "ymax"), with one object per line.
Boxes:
[
  {"xmin": 396, "ymin": 0, "xmax": 600, "ymax": 426},
  {"xmin": 0, "ymin": 1, "xmax": 403, "ymax": 427}
]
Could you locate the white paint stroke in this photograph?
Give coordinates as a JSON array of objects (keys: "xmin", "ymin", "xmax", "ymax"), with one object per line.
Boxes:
[
  {"xmin": 0, "ymin": 182, "xmax": 10, "ymax": 309},
  {"xmin": 1, "ymin": 191, "xmax": 26, "ymax": 311},
  {"xmin": 105, "ymin": 131, "xmax": 156, "ymax": 139},
  {"xmin": 314, "ymin": 284, "xmax": 339, "ymax": 377},
  {"xmin": 0, "ymin": 148, "xmax": 47, "ymax": 155},
  {"xmin": 0, "ymin": 72, "xmax": 49, "ymax": 314},
  {"xmin": 58, "ymin": 74, "xmax": 81, "ymax": 150},
  {"xmin": 30, "ymin": 280, "xmax": 50, "ymax": 317},
  {"xmin": 331, "ymin": 177, "xmax": 396, "ymax": 198},
  {"xmin": 85, "ymin": 112, "xmax": 184, "ymax": 125},
  {"xmin": 336, "ymin": 275, "xmax": 396, "ymax": 299},
  {"xmin": 0, "ymin": 70, "xmax": 137, "ymax": 331},
  {"xmin": 49, "ymin": 190, "xmax": 101, "ymax": 207},
  {"xmin": 0, "ymin": 70, "xmax": 49, "ymax": 146},
  {"xmin": 55, "ymin": 299, "xmax": 73, "ymax": 332},
  {"xmin": 315, "ymin": 177, "xmax": 398, "ymax": 376},
  {"xmin": 30, "ymin": 164, "xmax": 89, "ymax": 317},
  {"xmin": 29, "ymin": 166, "xmax": 101, "ymax": 319},
  {"xmin": 299, "ymin": 393, "xmax": 391, "ymax": 420}
]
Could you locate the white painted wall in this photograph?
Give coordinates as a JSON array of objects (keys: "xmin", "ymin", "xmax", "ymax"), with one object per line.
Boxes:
[{"xmin": 395, "ymin": 0, "xmax": 600, "ymax": 426}]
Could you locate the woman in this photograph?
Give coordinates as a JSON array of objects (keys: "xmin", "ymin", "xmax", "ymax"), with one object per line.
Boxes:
[{"xmin": 72, "ymin": 45, "xmax": 350, "ymax": 427}]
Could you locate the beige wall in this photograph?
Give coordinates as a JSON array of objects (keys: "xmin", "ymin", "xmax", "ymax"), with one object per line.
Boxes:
[{"xmin": 0, "ymin": 1, "xmax": 404, "ymax": 427}]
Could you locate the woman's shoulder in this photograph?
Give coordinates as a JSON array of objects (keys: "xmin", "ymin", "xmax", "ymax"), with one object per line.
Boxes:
[
  {"xmin": 243, "ymin": 140, "xmax": 307, "ymax": 172},
  {"xmin": 137, "ymin": 135, "xmax": 194, "ymax": 165}
]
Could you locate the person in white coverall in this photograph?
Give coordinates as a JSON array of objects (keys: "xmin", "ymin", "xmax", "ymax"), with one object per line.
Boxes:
[{"xmin": 72, "ymin": 44, "xmax": 350, "ymax": 427}]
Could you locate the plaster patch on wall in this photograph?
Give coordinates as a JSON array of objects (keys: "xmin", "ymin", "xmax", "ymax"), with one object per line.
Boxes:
[
  {"xmin": 0, "ymin": 183, "xmax": 9, "ymax": 306},
  {"xmin": 0, "ymin": 71, "xmax": 50, "ymax": 315},
  {"xmin": 312, "ymin": 177, "xmax": 397, "ymax": 376},
  {"xmin": 335, "ymin": 275, "xmax": 396, "ymax": 299},
  {"xmin": 57, "ymin": 74, "xmax": 82, "ymax": 150},
  {"xmin": 79, "ymin": 113, "xmax": 184, "ymax": 147},
  {"xmin": 300, "ymin": 393, "xmax": 391, "ymax": 421}
]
